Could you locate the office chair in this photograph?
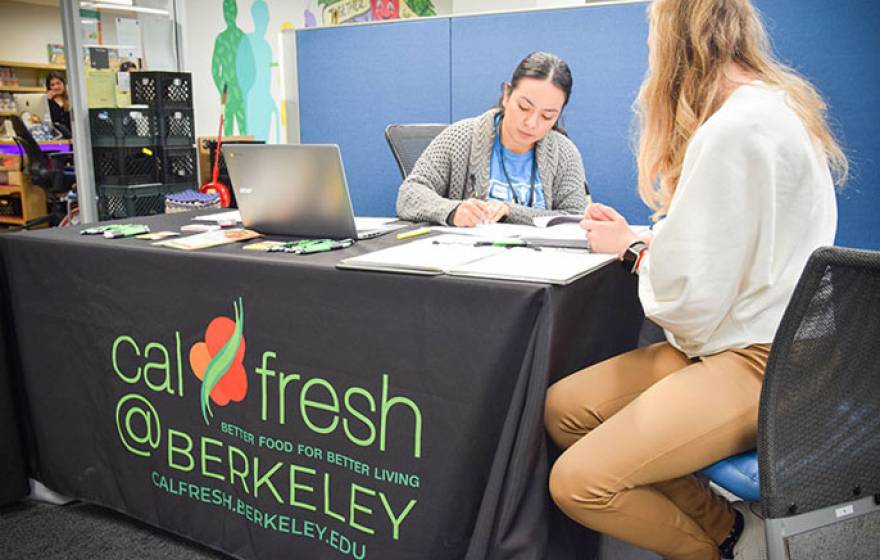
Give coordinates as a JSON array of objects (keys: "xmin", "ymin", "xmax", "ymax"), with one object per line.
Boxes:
[
  {"xmin": 384, "ymin": 124, "xmax": 448, "ymax": 179},
  {"xmin": 758, "ymin": 246, "xmax": 880, "ymax": 558},
  {"xmin": 700, "ymin": 246, "xmax": 880, "ymax": 558},
  {"xmin": 10, "ymin": 115, "xmax": 76, "ymax": 227}
]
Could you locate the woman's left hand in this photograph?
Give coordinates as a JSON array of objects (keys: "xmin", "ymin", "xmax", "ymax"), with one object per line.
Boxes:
[
  {"xmin": 485, "ymin": 200, "xmax": 511, "ymax": 223},
  {"xmin": 580, "ymin": 203, "xmax": 639, "ymax": 257}
]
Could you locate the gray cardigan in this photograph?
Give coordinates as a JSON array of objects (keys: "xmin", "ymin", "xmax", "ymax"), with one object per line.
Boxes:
[{"xmin": 395, "ymin": 109, "xmax": 589, "ymax": 225}]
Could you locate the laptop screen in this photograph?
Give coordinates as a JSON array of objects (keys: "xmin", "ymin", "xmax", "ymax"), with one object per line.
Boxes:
[{"xmin": 223, "ymin": 144, "xmax": 358, "ymax": 239}]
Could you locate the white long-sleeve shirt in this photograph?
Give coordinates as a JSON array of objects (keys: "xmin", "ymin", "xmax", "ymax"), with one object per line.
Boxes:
[{"xmin": 638, "ymin": 82, "xmax": 837, "ymax": 357}]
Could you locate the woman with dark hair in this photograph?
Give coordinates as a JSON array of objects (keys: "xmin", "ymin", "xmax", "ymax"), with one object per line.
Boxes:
[
  {"xmin": 396, "ymin": 51, "xmax": 588, "ymax": 226},
  {"xmin": 45, "ymin": 71, "xmax": 71, "ymax": 138}
]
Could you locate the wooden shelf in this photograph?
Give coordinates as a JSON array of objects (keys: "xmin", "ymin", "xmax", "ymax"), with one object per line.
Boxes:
[
  {"xmin": 0, "ymin": 185, "xmax": 24, "ymax": 224},
  {"xmin": 0, "ymin": 61, "xmax": 65, "ymax": 72},
  {"xmin": 0, "ymin": 215, "xmax": 24, "ymax": 225},
  {"xmin": 0, "ymin": 139, "xmax": 71, "ymax": 145},
  {"xmin": 0, "ymin": 86, "xmax": 45, "ymax": 93},
  {"xmin": 0, "ymin": 172, "xmax": 46, "ymax": 225},
  {"xmin": 0, "ymin": 111, "xmax": 16, "ymax": 117}
]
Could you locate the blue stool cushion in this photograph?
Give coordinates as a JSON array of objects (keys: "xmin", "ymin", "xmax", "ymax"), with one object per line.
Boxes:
[{"xmin": 699, "ymin": 450, "xmax": 760, "ymax": 502}]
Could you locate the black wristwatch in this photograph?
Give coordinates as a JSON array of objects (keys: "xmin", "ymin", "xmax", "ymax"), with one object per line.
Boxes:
[{"xmin": 621, "ymin": 240, "xmax": 648, "ymax": 274}]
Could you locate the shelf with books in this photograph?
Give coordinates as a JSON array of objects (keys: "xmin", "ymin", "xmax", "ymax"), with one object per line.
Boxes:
[
  {"xmin": 0, "ymin": 61, "xmax": 65, "ymax": 72},
  {"xmin": 0, "ymin": 86, "xmax": 45, "ymax": 94},
  {"xmin": 0, "ymin": 61, "xmax": 66, "ymax": 96}
]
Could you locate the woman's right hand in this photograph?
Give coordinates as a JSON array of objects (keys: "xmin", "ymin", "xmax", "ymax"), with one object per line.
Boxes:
[
  {"xmin": 580, "ymin": 203, "xmax": 640, "ymax": 257},
  {"xmin": 451, "ymin": 198, "xmax": 490, "ymax": 227}
]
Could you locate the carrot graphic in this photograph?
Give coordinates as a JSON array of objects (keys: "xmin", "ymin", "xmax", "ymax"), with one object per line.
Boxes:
[{"xmin": 200, "ymin": 298, "xmax": 244, "ymax": 424}]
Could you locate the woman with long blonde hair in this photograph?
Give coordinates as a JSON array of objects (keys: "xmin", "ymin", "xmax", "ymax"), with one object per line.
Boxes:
[{"xmin": 544, "ymin": 1, "xmax": 845, "ymax": 559}]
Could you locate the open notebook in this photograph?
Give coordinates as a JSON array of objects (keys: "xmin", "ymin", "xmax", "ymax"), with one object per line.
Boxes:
[
  {"xmin": 431, "ymin": 216, "xmax": 591, "ymax": 249},
  {"xmin": 337, "ymin": 235, "xmax": 615, "ymax": 284}
]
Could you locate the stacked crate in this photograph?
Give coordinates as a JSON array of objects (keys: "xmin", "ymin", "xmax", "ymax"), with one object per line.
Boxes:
[{"xmin": 92, "ymin": 71, "xmax": 197, "ymax": 220}]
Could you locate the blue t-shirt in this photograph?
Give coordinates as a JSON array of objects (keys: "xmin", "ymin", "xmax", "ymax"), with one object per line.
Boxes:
[{"xmin": 488, "ymin": 119, "xmax": 546, "ymax": 209}]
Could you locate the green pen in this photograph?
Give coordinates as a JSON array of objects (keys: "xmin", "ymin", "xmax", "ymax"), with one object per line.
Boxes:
[
  {"xmin": 295, "ymin": 238, "xmax": 354, "ymax": 254},
  {"xmin": 474, "ymin": 239, "xmax": 527, "ymax": 247},
  {"xmin": 473, "ymin": 239, "xmax": 541, "ymax": 251},
  {"xmin": 103, "ymin": 224, "xmax": 151, "ymax": 239}
]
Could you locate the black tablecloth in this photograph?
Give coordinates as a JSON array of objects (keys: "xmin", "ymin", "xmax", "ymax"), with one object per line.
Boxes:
[
  {"xmin": 0, "ymin": 212, "xmax": 642, "ymax": 560},
  {"xmin": 0, "ymin": 254, "xmax": 29, "ymax": 505}
]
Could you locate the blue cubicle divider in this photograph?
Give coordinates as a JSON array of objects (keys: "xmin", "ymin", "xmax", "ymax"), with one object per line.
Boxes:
[
  {"xmin": 296, "ymin": 1, "xmax": 879, "ymax": 249},
  {"xmin": 297, "ymin": 19, "xmax": 451, "ymax": 217},
  {"xmin": 451, "ymin": 3, "xmax": 651, "ymax": 225}
]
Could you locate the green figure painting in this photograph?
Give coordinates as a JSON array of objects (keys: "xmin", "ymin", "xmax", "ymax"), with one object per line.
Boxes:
[
  {"xmin": 212, "ymin": 0, "xmax": 247, "ymax": 135},
  {"xmin": 237, "ymin": 0, "xmax": 279, "ymax": 143}
]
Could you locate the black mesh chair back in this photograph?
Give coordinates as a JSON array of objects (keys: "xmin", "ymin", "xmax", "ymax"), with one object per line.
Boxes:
[
  {"xmin": 758, "ymin": 246, "xmax": 880, "ymax": 558},
  {"xmin": 10, "ymin": 115, "xmax": 49, "ymax": 179},
  {"xmin": 10, "ymin": 115, "xmax": 74, "ymax": 195},
  {"xmin": 384, "ymin": 124, "xmax": 447, "ymax": 179}
]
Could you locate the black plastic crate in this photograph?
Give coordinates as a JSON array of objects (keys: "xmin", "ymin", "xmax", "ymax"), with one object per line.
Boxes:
[
  {"xmin": 98, "ymin": 183, "xmax": 190, "ymax": 220},
  {"xmin": 158, "ymin": 108, "xmax": 195, "ymax": 146},
  {"xmin": 160, "ymin": 147, "xmax": 197, "ymax": 184},
  {"xmin": 93, "ymin": 146, "xmax": 158, "ymax": 185},
  {"xmin": 131, "ymin": 71, "xmax": 193, "ymax": 108},
  {"xmin": 89, "ymin": 108, "xmax": 158, "ymax": 147},
  {"xmin": 0, "ymin": 194, "xmax": 22, "ymax": 217}
]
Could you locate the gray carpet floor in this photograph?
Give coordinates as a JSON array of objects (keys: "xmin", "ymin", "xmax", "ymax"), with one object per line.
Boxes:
[{"xmin": 0, "ymin": 500, "xmax": 234, "ymax": 560}]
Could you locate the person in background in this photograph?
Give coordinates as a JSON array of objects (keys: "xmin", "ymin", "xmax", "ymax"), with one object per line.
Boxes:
[
  {"xmin": 45, "ymin": 71, "xmax": 71, "ymax": 138},
  {"xmin": 544, "ymin": 0, "xmax": 846, "ymax": 559},
  {"xmin": 396, "ymin": 51, "xmax": 589, "ymax": 226}
]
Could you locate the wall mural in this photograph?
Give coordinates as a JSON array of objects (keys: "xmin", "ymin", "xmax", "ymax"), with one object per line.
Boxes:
[
  {"xmin": 211, "ymin": 0, "xmax": 248, "ymax": 136},
  {"xmin": 209, "ymin": 0, "xmax": 437, "ymax": 141},
  {"xmin": 237, "ymin": 0, "xmax": 280, "ymax": 143},
  {"xmin": 305, "ymin": 0, "xmax": 436, "ymax": 27}
]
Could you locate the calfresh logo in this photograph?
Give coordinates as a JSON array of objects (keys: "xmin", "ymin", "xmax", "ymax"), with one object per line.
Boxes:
[{"xmin": 189, "ymin": 298, "xmax": 247, "ymax": 424}]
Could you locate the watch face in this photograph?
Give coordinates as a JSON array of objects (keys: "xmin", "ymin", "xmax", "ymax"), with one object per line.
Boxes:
[{"xmin": 622, "ymin": 241, "xmax": 646, "ymax": 273}]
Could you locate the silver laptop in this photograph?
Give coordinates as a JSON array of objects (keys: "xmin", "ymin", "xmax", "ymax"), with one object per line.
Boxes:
[
  {"xmin": 223, "ymin": 144, "xmax": 398, "ymax": 239},
  {"xmin": 14, "ymin": 93, "xmax": 51, "ymax": 123}
]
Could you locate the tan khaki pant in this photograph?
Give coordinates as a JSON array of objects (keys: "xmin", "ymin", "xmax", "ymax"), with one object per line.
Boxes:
[{"xmin": 545, "ymin": 342, "xmax": 770, "ymax": 560}]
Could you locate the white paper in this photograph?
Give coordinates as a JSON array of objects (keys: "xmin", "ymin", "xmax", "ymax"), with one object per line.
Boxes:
[
  {"xmin": 193, "ymin": 210, "xmax": 242, "ymax": 223},
  {"xmin": 431, "ymin": 223, "xmax": 541, "ymax": 238},
  {"xmin": 338, "ymin": 235, "xmax": 503, "ymax": 274},
  {"xmin": 532, "ymin": 214, "xmax": 582, "ymax": 228},
  {"xmin": 448, "ymin": 249, "xmax": 616, "ymax": 285},
  {"xmin": 115, "ymin": 17, "xmax": 143, "ymax": 64},
  {"xmin": 354, "ymin": 217, "xmax": 397, "ymax": 230},
  {"xmin": 433, "ymin": 222, "xmax": 589, "ymax": 243},
  {"xmin": 521, "ymin": 223, "xmax": 588, "ymax": 242}
]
